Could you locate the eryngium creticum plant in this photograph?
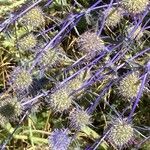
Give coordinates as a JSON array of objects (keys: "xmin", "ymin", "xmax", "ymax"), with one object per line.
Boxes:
[{"xmin": 0, "ymin": 0, "xmax": 149, "ymax": 149}]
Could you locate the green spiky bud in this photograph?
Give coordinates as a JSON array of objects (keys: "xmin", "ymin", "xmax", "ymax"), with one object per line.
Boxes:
[
  {"xmin": 49, "ymin": 86, "xmax": 72, "ymax": 112},
  {"xmin": 18, "ymin": 33, "xmax": 37, "ymax": 51},
  {"xmin": 76, "ymin": 31, "xmax": 104, "ymax": 61},
  {"xmin": 0, "ymin": 95, "xmax": 22, "ymax": 125},
  {"xmin": 127, "ymin": 25, "xmax": 143, "ymax": 40},
  {"xmin": 69, "ymin": 108, "xmax": 91, "ymax": 130},
  {"xmin": 117, "ymin": 72, "xmax": 141, "ymax": 99},
  {"xmin": 20, "ymin": 6, "xmax": 45, "ymax": 29},
  {"xmin": 121, "ymin": 0, "xmax": 149, "ymax": 14},
  {"xmin": 10, "ymin": 67, "xmax": 32, "ymax": 91},
  {"xmin": 107, "ymin": 118, "xmax": 134, "ymax": 148},
  {"xmin": 105, "ymin": 7, "xmax": 123, "ymax": 28}
]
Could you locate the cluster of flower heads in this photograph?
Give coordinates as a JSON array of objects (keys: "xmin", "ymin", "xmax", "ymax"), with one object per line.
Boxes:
[{"xmin": 0, "ymin": 0, "xmax": 150, "ymax": 149}]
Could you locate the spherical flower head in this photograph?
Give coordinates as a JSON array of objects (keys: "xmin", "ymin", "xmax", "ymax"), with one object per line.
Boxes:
[
  {"xmin": 18, "ymin": 33, "xmax": 37, "ymax": 51},
  {"xmin": 0, "ymin": 95, "xmax": 22, "ymax": 125},
  {"xmin": 68, "ymin": 69, "xmax": 91, "ymax": 93},
  {"xmin": 69, "ymin": 108, "xmax": 91, "ymax": 130},
  {"xmin": 10, "ymin": 67, "xmax": 32, "ymax": 91},
  {"xmin": 20, "ymin": 6, "xmax": 45, "ymax": 29},
  {"xmin": 105, "ymin": 7, "xmax": 123, "ymax": 28},
  {"xmin": 48, "ymin": 128, "xmax": 71, "ymax": 150},
  {"xmin": 118, "ymin": 72, "xmax": 141, "ymax": 99},
  {"xmin": 107, "ymin": 118, "xmax": 134, "ymax": 148},
  {"xmin": 49, "ymin": 86, "xmax": 72, "ymax": 112},
  {"xmin": 127, "ymin": 25, "xmax": 143, "ymax": 40},
  {"xmin": 120, "ymin": 0, "xmax": 149, "ymax": 14},
  {"xmin": 40, "ymin": 47, "xmax": 72, "ymax": 69},
  {"xmin": 76, "ymin": 32, "xmax": 104, "ymax": 61}
]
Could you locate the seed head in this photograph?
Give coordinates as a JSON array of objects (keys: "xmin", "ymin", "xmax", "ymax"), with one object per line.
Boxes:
[
  {"xmin": 76, "ymin": 31, "xmax": 104, "ymax": 61},
  {"xmin": 105, "ymin": 7, "xmax": 123, "ymax": 28},
  {"xmin": 20, "ymin": 6, "xmax": 45, "ymax": 28},
  {"xmin": 48, "ymin": 128, "xmax": 71, "ymax": 150},
  {"xmin": 49, "ymin": 86, "xmax": 72, "ymax": 112},
  {"xmin": 69, "ymin": 108, "xmax": 91, "ymax": 130},
  {"xmin": 18, "ymin": 33, "xmax": 37, "ymax": 51},
  {"xmin": 127, "ymin": 25, "xmax": 143, "ymax": 40},
  {"xmin": 10, "ymin": 67, "xmax": 32, "ymax": 91},
  {"xmin": 117, "ymin": 72, "xmax": 141, "ymax": 99},
  {"xmin": 107, "ymin": 118, "xmax": 134, "ymax": 148},
  {"xmin": 0, "ymin": 95, "xmax": 22, "ymax": 125},
  {"xmin": 121, "ymin": 0, "xmax": 149, "ymax": 14}
]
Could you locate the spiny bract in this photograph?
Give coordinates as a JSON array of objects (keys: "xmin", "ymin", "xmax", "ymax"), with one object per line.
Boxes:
[
  {"xmin": 107, "ymin": 118, "xmax": 134, "ymax": 148},
  {"xmin": 48, "ymin": 128, "xmax": 71, "ymax": 150},
  {"xmin": 105, "ymin": 7, "xmax": 123, "ymax": 28},
  {"xmin": 10, "ymin": 67, "xmax": 32, "ymax": 91},
  {"xmin": 20, "ymin": 6, "xmax": 45, "ymax": 28},
  {"xmin": 76, "ymin": 31, "xmax": 104, "ymax": 61},
  {"xmin": 69, "ymin": 108, "xmax": 91, "ymax": 130},
  {"xmin": 117, "ymin": 72, "xmax": 141, "ymax": 99},
  {"xmin": 121, "ymin": 0, "xmax": 149, "ymax": 14},
  {"xmin": 18, "ymin": 33, "xmax": 37, "ymax": 51},
  {"xmin": 127, "ymin": 25, "xmax": 143, "ymax": 40},
  {"xmin": 49, "ymin": 86, "xmax": 72, "ymax": 112}
]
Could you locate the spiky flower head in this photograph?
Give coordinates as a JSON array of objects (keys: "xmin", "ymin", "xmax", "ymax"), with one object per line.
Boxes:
[
  {"xmin": 107, "ymin": 118, "xmax": 134, "ymax": 148},
  {"xmin": 127, "ymin": 25, "xmax": 143, "ymax": 40},
  {"xmin": 10, "ymin": 67, "xmax": 32, "ymax": 91},
  {"xmin": 117, "ymin": 72, "xmax": 141, "ymax": 99},
  {"xmin": 39, "ymin": 47, "xmax": 73, "ymax": 69},
  {"xmin": 20, "ymin": 6, "xmax": 45, "ymax": 29},
  {"xmin": 76, "ymin": 31, "xmax": 104, "ymax": 61},
  {"xmin": 105, "ymin": 7, "xmax": 123, "ymax": 28},
  {"xmin": 49, "ymin": 86, "xmax": 72, "ymax": 112},
  {"xmin": 18, "ymin": 33, "xmax": 37, "ymax": 51},
  {"xmin": 69, "ymin": 108, "xmax": 91, "ymax": 130},
  {"xmin": 120, "ymin": 0, "xmax": 149, "ymax": 14},
  {"xmin": 48, "ymin": 128, "xmax": 71, "ymax": 150},
  {"xmin": 67, "ymin": 69, "xmax": 91, "ymax": 95},
  {"xmin": 0, "ymin": 95, "xmax": 22, "ymax": 125}
]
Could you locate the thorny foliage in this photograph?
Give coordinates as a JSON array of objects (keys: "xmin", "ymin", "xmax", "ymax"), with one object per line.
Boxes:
[{"xmin": 0, "ymin": 0, "xmax": 150, "ymax": 149}]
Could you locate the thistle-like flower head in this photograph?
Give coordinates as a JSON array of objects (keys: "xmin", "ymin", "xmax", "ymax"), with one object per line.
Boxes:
[
  {"xmin": 67, "ymin": 69, "xmax": 91, "ymax": 94},
  {"xmin": 20, "ymin": 6, "xmax": 45, "ymax": 28},
  {"xmin": 0, "ymin": 95, "xmax": 22, "ymax": 125},
  {"xmin": 39, "ymin": 47, "xmax": 72, "ymax": 69},
  {"xmin": 117, "ymin": 72, "xmax": 141, "ymax": 99},
  {"xmin": 127, "ymin": 25, "xmax": 143, "ymax": 40},
  {"xmin": 18, "ymin": 33, "xmax": 37, "ymax": 51},
  {"xmin": 10, "ymin": 67, "xmax": 32, "ymax": 91},
  {"xmin": 107, "ymin": 118, "xmax": 134, "ymax": 148},
  {"xmin": 48, "ymin": 128, "xmax": 71, "ymax": 150},
  {"xmin": 105, "ymin": 7, "xmax": 123, "ymax": 28},
  {"xmin": 76, "ymin": 31, "xmax": 104, "ymax": 61},
  {"xmin": 69, "ymin": 108, "xmax": 91, "ymax": 130},
  {"xmin": 121, "ymin": 0, "xmax": 149, "ymax": 14},
  {"xmin": 49, "ymin": 86, "xmax": 72, "ymax": 112}
]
